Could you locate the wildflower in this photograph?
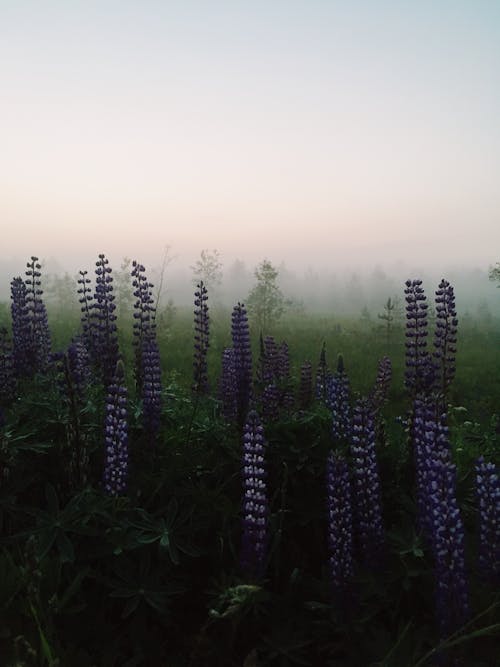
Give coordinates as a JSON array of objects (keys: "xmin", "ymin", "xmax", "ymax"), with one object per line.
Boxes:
[
  {"xmin": 103, "ymin": 361, "xmax": 128, "ymax": 496},
  {"xmin": 241, "ymin": 410, "xmax": 268, "ymax": 578},
  {"xmin": 192, "ymin": 281, "xmax": 210, "ymax": 394},
  {"xmin": 231, "ymin": 303, "xmax": 252, "ymax": 426},
  {"xmin": 326, "ymin": 451, "xmax": 353, "ymax": 592},
  {"xmin": 475, "ymin": 457, "xmax": 500, "ymax": 584},
  {"xmin": 350, "ymin": 398, "xmax": 384, "ymax": 561}
]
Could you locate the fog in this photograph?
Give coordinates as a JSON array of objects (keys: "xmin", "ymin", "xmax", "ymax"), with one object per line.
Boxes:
[{"xmin": 0, "ymin": 252, "xmax": 499, "ymax": 322}]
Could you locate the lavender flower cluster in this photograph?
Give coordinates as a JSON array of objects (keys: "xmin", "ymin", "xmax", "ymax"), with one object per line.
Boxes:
[
  {"xmin": 241, "ymin": 410, "xmax": 268, "ymax": 578},
  {"xmin": 326, "ymin": 451, "xmax": 353, "ymax": 593},
  {"xmin": 103, "ymin": 361, "xmax": 128, "ymax": 496}
]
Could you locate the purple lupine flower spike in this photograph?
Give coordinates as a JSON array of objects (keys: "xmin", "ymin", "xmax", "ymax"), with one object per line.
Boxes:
[
  {"xmin": 10, "ymin": 276, "xmax": 31, "ymax": 378},
  {"xmin": 192, "ymin": 281, "xmax": 210, "ymax": 394},
  {"xmin": 103, "ymin": 360, "xmax": 128, "ymax": 496},
  {"xmin": 327, "ymin": 355, "xmax": 351, "ymax": 445},
  {"xmin": 350, "ymin": 398, "xmax": 384, "ymax": 561},
  {"xmin": 231, "ymin": 303, "xmax": 252, "ymax": 426},
  {"xmin": 475, "ymin": 457, "xmax": 500, "ymax": 584},
  {"xmin": 24, "ymin": 256, "xmax": 51, "ymax": 373},
  {"xmin": 241, "ymin": 410, "xmax": 268, "ymax": 578},
  {"xmin": 93, "ymin": 254, "xmax": 119, "ymax": 383},
  {"xmin": 404, "ymin": 279, "xmax": 433, "ymax": 396},
  {"xmin": 427, "ymin": 452, "xmax": 469, "ymax": 639},
  {"xmin": 77, "ymin": 269, "xmax": 96, "ymax": 358},
  {"xmin": 131, "ymin": 261, "xmax": 162, "ymax": 443},
  {"xmin": 326, "ymin": 451, "xmax": 353, "ymax": 594},
  {"xmin": 433, "ymin": 279, "xmax": 458, "ymax": 400},
  {"xmin": 219, "ymin": 347, "xmax": 238, "ymax": 423}
]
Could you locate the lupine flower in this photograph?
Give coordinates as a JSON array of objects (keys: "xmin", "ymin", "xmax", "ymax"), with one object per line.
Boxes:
[
  {"xmin": 475, "ymin": 457, "xmax": 500, "ymax": 584},
  {"xmin": 93, "ymin": 254, "xmax": 119, "ymax": 383},
  {"xmin": 67, "ymin": 339, "xmax": 92, "ymax": 398},
  {"xmin": 433, "ymin": 279, "xmax": 458, "ymax": 399},
  {"xmin": 103, "ymin": 361, "xmax": 128, "ymax": 496},
  {"xmin": 10, "ymin": 276, "xmax": 31, "ymax": 377},
  {"xmin": 412, "ymin": 395, "xmax": 452, "ymax": 540},
  {"xmin": 298, "ymin": 360, "xmax": 313, "ymax": 410},
  {"xmin": 261, "ymin": 382, "xmax": 280, "ymax": 423},
  {"xmin": 192, "ymin": 281, "xmax": 210, "ymax": 394},
  {"xmin": 231, "ymin": 303, "xmax": 252, "ymax": 426},
  {"xmin": 404, "ymin": 279, "xmax": 433, "ymax": 395},
  {"xmin": 24, "ymin": 256, "xmax": 51, "ymax": 372},
  {"xmin": 327, "ymin": 356, "xmax": 351, "ymax": 444},
  {"xmin": 131, "ymin": 261, "xmax": 155, "ymax": 386},
  {"xmin": 141, "ymin": 335, "xmax": 162, "ymax": 442},
  {"xmin": 350, "ymin": 398, "xmax": 384, "ymax": 561},
  {"xmin": 369, "ymin": 356, "xmax": 392, "ymax": 412},
  {"xmin": 10, "ymin": 259, "xmax": 51, "ymax": 377},
  {"xmin": 0, "ymin": 327, "xmax": 15, "ymax": 402},
  {"xmin": 219, "ymin": 347, "xmax": 238, "ymax": 423},
  {"xmin": 77, "ymin": 270, "xmax": 95, "ymax": 357},
  {"xmin": 427, "ymin": 453, "xmax": 469, "ymax": 639},
  {"xmin": 326, "ymin": 451, "xmax": 354, "ymax": 593},
  {"xmin": 241, "ymin": 410, "xmax": 268, "ymax": 578},
  {"xmin": 315, "ymin": 342, "xmax": 330, "ymax": 404},
  {"xmin": 131, "ymin": 261, "xmax": 162, "ymax": 443}
]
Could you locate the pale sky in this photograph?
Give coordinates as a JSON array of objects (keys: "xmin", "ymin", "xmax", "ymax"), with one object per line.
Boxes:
[{"xmin": 1, "ymin": 0, "xmax": 499, "ymax": 273}]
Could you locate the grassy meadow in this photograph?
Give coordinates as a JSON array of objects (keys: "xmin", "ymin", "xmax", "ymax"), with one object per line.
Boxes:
[{"xmin": 0, "ymin": 268, "xmax": 499, "ymax": 667}]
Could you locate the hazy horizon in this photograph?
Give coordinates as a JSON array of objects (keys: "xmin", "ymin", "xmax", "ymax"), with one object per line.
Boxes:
[{"xmin": 1, "ymin": 1, "xmax": 499, "ymax": 273}]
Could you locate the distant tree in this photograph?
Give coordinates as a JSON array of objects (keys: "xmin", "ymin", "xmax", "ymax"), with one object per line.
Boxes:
[
  {"xmin": 489, "ymin": 263, "xmax": 500, "ymax": 286},
  {"xmin": 378, "ymin": 297, "xmax": 396, "ymax": 343},
  {"xmin": 191, "ymin": 249, "xmax": 223, "ymax": 293},
  {"xmin": 247, "ymin": 260, "xmax": 285, "ymax": 333}
]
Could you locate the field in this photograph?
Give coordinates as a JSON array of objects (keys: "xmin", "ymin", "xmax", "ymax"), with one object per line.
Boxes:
[{"xmin": 0, "ymin": 260, "xmax": 499, "ymax": 666}]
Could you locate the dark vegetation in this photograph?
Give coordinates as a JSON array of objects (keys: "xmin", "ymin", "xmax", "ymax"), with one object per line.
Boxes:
[{"xmin": 0, "ymin": 256, "xmax": 499, "ymax": 667}]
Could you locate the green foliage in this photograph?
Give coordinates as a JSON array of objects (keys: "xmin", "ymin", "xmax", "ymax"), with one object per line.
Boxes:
[
  {"xmin": 488, "ymin": 262, "xmax": 500, "ymax": 286},
  {"xmin": 247, "ymin": 259, "xmax": 285, "ymax": 333}
]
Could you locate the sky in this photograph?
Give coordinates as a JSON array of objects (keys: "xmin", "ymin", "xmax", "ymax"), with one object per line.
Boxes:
[{"xmin": 1, "ymin": 0, "xmax": 499, "ymax": 274}]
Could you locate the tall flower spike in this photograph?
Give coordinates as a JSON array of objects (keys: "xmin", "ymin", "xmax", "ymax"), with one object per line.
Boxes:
[
  {"xmin": 10, "ymin": 276, "xmax": 31, "ymax": 377},
  {"xmin": 77, "ymin": 270, "xmax": 96, "ymax": 358},
  {"xmin": 475, "ymin": 457, "xmax": 500, "ymax": 585},
  {"xmin": 24, "ymin": 256, "xmax": 51, "ymax": 372},
  {"xmin": 326, "ymin": 451, "xmax": 354, "ymax": 594},
  {"xmin": 412, "ymin": 396, "xmax": 452, "ymax": 540},
  {"xmin": 103, "ymin": 361, "xmax": 128, "ymax": 496},
  {"xmin": 192, "ymin": 281, "xmax": 210, "ymax": 394},
  {"xmin": 241, "ymin": 410, "xmax": 268, "ymax": 578},
  {"xmin": 141, "ymin": 335, "xmax": 162, "ymax": 443},
  {"xmin": 93, "ymin": 254, "xmax": 119, "ymax": 383},
  {"xmin": 433, "ymin": 279, "xmax": 458, "ymax": 400},
  {"xmin": 327, "ymin": 355, "xmax": 351, "ymax": 445},
  {"xmin": 404, "ymin": 279, "xmax": 433, "ymax": 396},
  {"xmin": 350, "ymin": 398, "xmax": 384, "ymax": 562},
  {"xmin": 427, "ymin": 453, "xmax": 469, "ymax": 639},
  {"xmin": 131, "ymin": 261, "xmax": 162, "ymax": 443},
  {"xmin": 131, "ymin": 261, "xmax": 155, "ymax": 388},
  {"xmin": 231, "ymin": 303, "xmax": 252, "ymax": 426},
  {"xmin": 219, "ymin": 347, "xmax": 238, "ymax": 423}
]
